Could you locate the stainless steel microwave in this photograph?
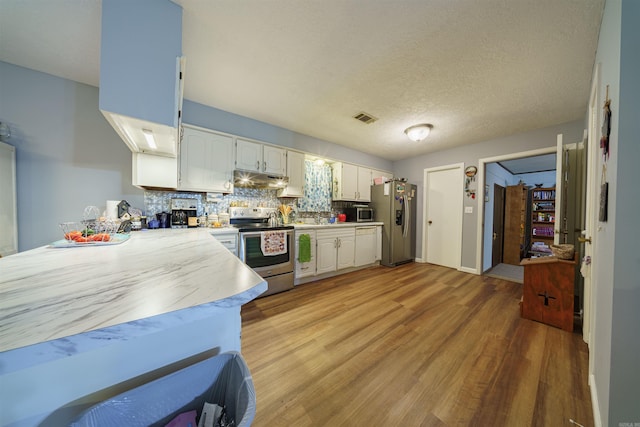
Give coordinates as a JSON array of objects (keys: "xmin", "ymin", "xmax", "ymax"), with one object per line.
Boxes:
[{"xmin": 344, "ymin": 207, "xmax": 374, "ymax": 222}]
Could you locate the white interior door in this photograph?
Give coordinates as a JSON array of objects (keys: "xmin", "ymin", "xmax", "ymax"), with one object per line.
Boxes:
[
  {"xmin": 424, "ymin": 164, "xmax": 463, "ymax": 269},
  {"xmin": 554, "ymin": 134, "xmax": 565, "ymax": 245},
  {"xmin": 583, "ymin": 65, "xmax": 600, "ymax": 347}
]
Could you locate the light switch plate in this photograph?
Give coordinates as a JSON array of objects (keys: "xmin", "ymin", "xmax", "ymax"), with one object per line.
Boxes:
[{"xmin": 465, "ymin": 206, "xmax": 473, "ymax": 214}]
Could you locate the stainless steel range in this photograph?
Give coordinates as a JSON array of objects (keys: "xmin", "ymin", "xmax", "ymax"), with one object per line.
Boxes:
[{"xmin": 230, "ymin": 207, "xmax": 294, "ymax": 297}]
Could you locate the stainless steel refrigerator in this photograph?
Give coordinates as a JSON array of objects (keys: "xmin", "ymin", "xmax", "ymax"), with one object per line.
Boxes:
[{"xmin": 370, "ymin": 180, "xmax": 417, "ymax": 266}]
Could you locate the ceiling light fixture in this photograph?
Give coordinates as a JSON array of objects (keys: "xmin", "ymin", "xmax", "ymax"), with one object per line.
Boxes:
[
  {"xmin": 142, "ymin": 129, "xmax": 157, "ymax": 149},
  {"xmin": 404, "ymin": 124, "xmax": 433, "ymax": 142}
]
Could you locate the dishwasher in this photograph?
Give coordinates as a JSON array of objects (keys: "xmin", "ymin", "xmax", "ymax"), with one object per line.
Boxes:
[{"xmin": 355, "ymin": 226, "xmax": 377, "ymax": 267}]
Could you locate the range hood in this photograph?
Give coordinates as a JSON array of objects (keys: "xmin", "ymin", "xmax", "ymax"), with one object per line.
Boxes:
[{"xmin": 234, "ymin": 170, "xmax": 289, "ymax": 189}]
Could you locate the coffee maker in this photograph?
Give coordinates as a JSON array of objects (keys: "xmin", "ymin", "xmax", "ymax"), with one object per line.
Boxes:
[{"xmin": 170, "ymin": 198, "xmax": 197, "ymax": 228}]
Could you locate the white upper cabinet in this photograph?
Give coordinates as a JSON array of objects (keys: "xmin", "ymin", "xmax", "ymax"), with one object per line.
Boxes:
[
  {"xmin": 371, "ymin": 169, "xmax": 393, "ymax": 184},
  {"xmin": 235, "ymin": 138, "xmax": 286, "ymax": 176},
  {"xmin": 99, "ymin": 0, "xmax": 184, "ymax": 157},
  {"xmin": 179, "ymin": 126, "xmax": 234, "ymax": 193},
  {"xmin": 277, "ymin": 150, "xmax": 305, "ymax": 198},
  {"xmin": 332, "ymin": 162, "xmax": 371, "ymax": 202}
]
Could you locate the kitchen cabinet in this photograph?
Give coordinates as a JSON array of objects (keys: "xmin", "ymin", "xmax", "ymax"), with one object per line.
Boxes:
[
  {"xmin": 211, "ymin": 230, "xmax": 238, "ymax": 256},
  {"xmin": 277, "ymin": 150, "xmax": 305, "ymax": 198},
  {"xmin": 332, "ymin": 162, "xmax": 372, "ymax": 202},
  {"xmin": 99, "ymin": 0, "xmax": 184, "ymax": 157},
  {"xmin": 179, "ymin": 126, "xmax": 234, "ymax": 193},
  {"xmin": 376, "ymin": 225, "xmax": 382, "ymax": 261},
  {"xmin": 355, "ymin": 226, "xmax": 377, "ymax": 267},
  {"xmin": 132, "ymin": 152, "xmax": 178, "ymax": 189},
  {"xmin": 316, "ymin": 228, "xmax": 355, "ymax": 274},
  {"xmin": 295, "ymin": 230, "xmax": 316, "ymax": 279},
  {"xmin": 371, "ymin": 169, "xmax": 393, "ymax": 184},
  {"xmin": 235, "ymin": 138, "xmax": 286, "ymax": 176}
]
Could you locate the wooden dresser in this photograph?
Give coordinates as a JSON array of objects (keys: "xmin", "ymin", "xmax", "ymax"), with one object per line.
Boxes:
[{"xmin": 520, "ymin": 255, "xmax": 577, "ymax": 332}]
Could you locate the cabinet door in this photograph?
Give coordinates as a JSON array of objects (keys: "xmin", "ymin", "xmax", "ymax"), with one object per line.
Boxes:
[
  {"xmin": 278, "ymin": 150, "xmax": 305, "ymax": 197},
  {"xmin": 375, "ymin": 226, "xmax": 382, "ymax": 261},
  {"xmin": 316, "ymin": 237, "xmax": 337, "ymax": 274},
  {"xmin": 333, "ymin": 162, "xmax": 358, "ymax": 201},
  {"xmin": 179, "ymin": 127, "xmax": 234, "ymax": 192},
  {"xmin": 235, "ymin": 139, "xmax": 261, "ymax": 171},
  {"xmin": 357, "ymin": 167, "xmax": 372, "ymax": 201},
  {"xmin": 337, "ymin": 234, "xmax": 356, "ymax": 270},
  {"xmin": 295, "ymin": 231, "xmax": 316, "ymax": 279},
  {"xmin": 263, "ymin": 145, "xmax": 286, "ymax": 176},
  {"xmin": 371, "ymin": 169, "xmax": 393, "ymax": 184}
]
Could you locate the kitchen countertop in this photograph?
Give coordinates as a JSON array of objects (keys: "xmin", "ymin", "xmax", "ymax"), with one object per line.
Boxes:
[
  {"xmin": 292, "ymin": 221, "xmax": 383, "ymax": 230},
  {"xmin": 0, "ymin": 228, "xmax": 265, "ymax": 355}
]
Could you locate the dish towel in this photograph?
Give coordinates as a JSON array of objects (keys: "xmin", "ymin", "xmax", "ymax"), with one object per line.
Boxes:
[
  {"xmin": 298, "ymin": 234, "xmax": 311, "ymax": 263},
  {"xmin": 261, "ymin": 231, "xmax": 287, "ymax": 256}
]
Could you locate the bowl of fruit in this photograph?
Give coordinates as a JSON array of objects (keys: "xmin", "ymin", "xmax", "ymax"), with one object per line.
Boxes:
[{"xmin": 60, "ymin": 220, "xmax": 117, "ymax": 244}]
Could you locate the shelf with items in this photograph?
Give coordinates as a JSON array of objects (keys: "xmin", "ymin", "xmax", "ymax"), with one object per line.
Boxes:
[{"xmin": 528, "ymin": 187, "xmax": 555, "ymax": 252}]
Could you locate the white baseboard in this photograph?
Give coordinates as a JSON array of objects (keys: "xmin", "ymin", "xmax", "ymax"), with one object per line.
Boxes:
[
  {"xmin": 459, "ymin": 266, "xmax": 479, "ymax": 275},
  {"xmin": 589, "ymin": 373, "xmax": 602, "ymax": 427},
  {"xmin": 415, "ymin": 257, "xmax": 425, "ymax": 263}
]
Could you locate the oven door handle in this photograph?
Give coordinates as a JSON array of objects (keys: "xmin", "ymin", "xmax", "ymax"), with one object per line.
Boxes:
[{"xmin": 240, "ymin": 230, "xmax": 293, "ymax": 239}]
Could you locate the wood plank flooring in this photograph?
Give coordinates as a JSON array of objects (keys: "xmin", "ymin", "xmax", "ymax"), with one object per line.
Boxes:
[{"xmin": 240, "ymin": 262, "xmax": 593, "ymax": 426}]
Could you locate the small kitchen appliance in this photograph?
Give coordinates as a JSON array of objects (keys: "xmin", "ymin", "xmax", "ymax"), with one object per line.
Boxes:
[
  {"xmin": 344, "ymin": 206, "xmax": 374, "ymax": 222},
  {"xmin": 230, "ymin": 207, "xmax": 295, "ymax": 297},
  {"xmin": 369, "ymin": 180, "xmax": 417, "ymax": 266},
  {"xmin": 170, "ymin": 198, "xmax": 197, "ymax": 228}
]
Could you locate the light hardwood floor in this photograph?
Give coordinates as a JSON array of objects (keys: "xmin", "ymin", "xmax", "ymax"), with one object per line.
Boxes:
[{"xmin": 241, "ymin": 262, "xmax": 593, "ymax": 426}]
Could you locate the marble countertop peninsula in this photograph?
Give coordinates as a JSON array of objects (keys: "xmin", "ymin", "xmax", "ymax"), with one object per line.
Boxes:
[{"xmin": 0, "ymin": 228, "xmax": 266, "ymax": 356}]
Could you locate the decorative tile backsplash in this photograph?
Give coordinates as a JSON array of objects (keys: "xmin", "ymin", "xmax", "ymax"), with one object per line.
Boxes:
[{"xmin": 144, "ymin": 161, "xmax": 354, "ymax": 219}]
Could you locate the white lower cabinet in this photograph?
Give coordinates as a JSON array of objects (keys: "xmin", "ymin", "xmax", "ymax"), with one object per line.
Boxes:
[
  {"xmin": 294, "ymin": 230, "xmax": 316, "ymax": 279},
  {"xmin": 355, "ymin": 226, "xmax": 377, "ymax": 267},
  {"xmin": 211, "ymin": 231, "xmax": 238, "ymax": 256},
  {"xmin": 376, "ymin": 225, "xmax": 382, "ymax": 261},
  {"xmin": 316, "ymin": 228, "xmax": 355, "ymax": 275}
]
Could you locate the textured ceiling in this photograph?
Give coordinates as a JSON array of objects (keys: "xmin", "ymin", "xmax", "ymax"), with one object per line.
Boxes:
[{"xmin": 0, "ymin": 0, "xmax": 604, "ymax": 161}]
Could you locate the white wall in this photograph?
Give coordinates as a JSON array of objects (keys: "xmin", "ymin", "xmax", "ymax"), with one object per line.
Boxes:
[
  {"xmin": 0, "ymin": 61, "xmax": 145, "ymax": 252},
  {"xmin": 393, "ymin": 120, "xmax": 585, "ymax": 270}
]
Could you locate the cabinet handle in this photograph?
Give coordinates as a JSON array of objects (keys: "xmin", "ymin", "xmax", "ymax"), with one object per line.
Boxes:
[
  {"xmin": 333, "ymin": 239, "xmax": 337, "ymax": 248},
  {"xmin": 301, "ymin": 266, "xmax": 309, "ymax": 270},
  {"xmin": 263, "ymin": 161, "xmax": 267, "ymax": 171},
  {"xmin": 256, "ymin": 160, "xmax": 260, "ymax": 170},
  {"xmin": 338, "ymin": 238, "xmax": 342, "ymax": 248}
]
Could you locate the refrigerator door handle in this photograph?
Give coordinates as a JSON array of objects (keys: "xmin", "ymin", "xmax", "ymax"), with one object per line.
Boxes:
[{"xmin": 403, "ymin": 194, "xmax": 409, "ymax": 238}]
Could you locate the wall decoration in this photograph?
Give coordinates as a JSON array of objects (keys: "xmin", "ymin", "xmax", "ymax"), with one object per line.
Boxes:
[
  {"xmin": 600, "ymin": 85, "xmax": 611, "ymax": 161},
  {"xmin": 465, "ymin": 165, "xmax": 477, "ymax": 198},
  {"xmin": 599, "ymin": 85, "xmax": 612, "ymax": 222}
]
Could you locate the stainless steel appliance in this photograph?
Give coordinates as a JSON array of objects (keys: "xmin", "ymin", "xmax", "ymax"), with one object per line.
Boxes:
[
  {"xmin": 170, "ymin": 198, "xmax": 197, "ymax": 228},
  {"xmin": 370, "ymin": 180, "xmax": 417, "ymax": 266},
  {"xmin": 344, "ymin": 206, "xmax": 374, "ymax": 222},
  {"xmin": 230, "ymin": 207, "xmax": 294, "ymax": 297}
]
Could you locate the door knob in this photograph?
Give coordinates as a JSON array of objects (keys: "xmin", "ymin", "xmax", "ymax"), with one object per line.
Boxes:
[
  {"xmin": 493, "ymin": 232, "xmax": 497, "ymax": 241},
  {"xmin": 578, "ymin": 236, "xmax": 592, "ymax": 244},
  {"xmin": 428, "ymin": 220, "xmax": 433, "ymax": 225}
]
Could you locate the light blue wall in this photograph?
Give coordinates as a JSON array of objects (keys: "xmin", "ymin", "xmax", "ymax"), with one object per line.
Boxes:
[
  {"xmin": 183, "ymin": 100, "xmax": 393, "ymax": 172},
  {"xmin": 0, "ymin": 61, "xmax": 145, "ymax": 251}
]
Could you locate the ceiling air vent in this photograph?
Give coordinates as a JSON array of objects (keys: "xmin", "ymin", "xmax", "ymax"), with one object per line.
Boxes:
[{"xmin": 353, "ymin": 112, "xmax": 378, "ymax": 124}]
